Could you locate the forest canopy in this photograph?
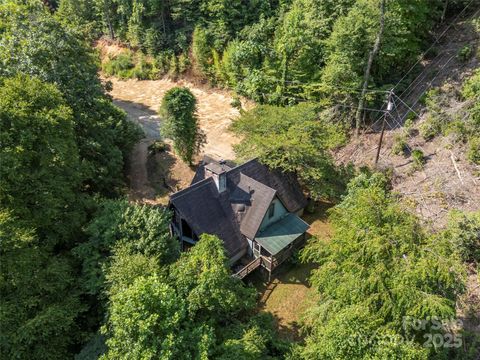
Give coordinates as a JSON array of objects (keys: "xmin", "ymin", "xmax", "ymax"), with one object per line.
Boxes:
[
  {"xmin": 57, "ymin": 0, "xmax": 471, "ymax": 113},
  {"xmin": 1, "ymin": 1, "xmax": 479, "ymax": 359}
]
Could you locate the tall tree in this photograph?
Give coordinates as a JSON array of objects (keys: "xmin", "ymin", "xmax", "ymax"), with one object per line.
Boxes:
[
  {"xmin": 0, "ymin": 1, "xmax": 142, "ymax": 196},
  {"xmin": 159, "ymin": 87, "xmax": 205, "ymax": 164},
  {"xmin": 75, "ymin": 199, "xmax": 178, "ymax": 299},
  {"xmin": 0, "ymin": 75, "xmax": 84, "ymax": 245},
  {"xmin": 0, "ymin": 211, "xmax": 85, "ymax": 360},
  {"xmin": 300, "ymin": 173, "xmax": 466, "ymax": 359},
  {"xmin": 231, "ymin": 103, "xmax": 349, "ymax": 200},
  {"xmin": 354, "ymin": 0, "xmax": 385, "ymax": 136},
  {"xmin": 101, "ymin": 234, "xmax": 258, "ymax": 359}
]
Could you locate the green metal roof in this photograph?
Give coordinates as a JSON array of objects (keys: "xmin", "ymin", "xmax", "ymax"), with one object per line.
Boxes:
[{"xmin": 255, "ymin": 213, "xmax": 309, "ymax": 255}]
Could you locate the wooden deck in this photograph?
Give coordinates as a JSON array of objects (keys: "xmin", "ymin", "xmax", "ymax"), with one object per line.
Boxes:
[
  {"xmin": 233, "ymin": 234, "xmax": 307, "ymax": 280},
  {"xmin": 233, "ymin": 257, "xmax": 262, "ymax": 279}
]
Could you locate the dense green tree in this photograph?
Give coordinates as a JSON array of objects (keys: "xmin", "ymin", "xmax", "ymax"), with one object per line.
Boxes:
[
  {"xmin": 0, "ymin": 211, "xmax": 85, "ymax": 360},
  {"xmin": 56, "ymin": 0, "xmax": 102, "ymax": 39},
  {"xmin": 215, "ymin": 313, "xmax": 290, "ymax": 359},
  {"xmin": 192, "ymin": 26, "xmax": 214, "ymax": 78},
  {"xmin": 231, "ymin": 103, "xmax": 349, "ymax": 199},
  {"xmin": 294, "ymin": 305, "xmax": 429, "ymax": 360},
  {"xmin": 274, "ymin": 0, "xmax": 354, "ymax": 87},
  {"xmin": 170, "ymin": 234, "xmax": 256, "ymax": 322},
  {"xmin": 101, "ymin": 234, "xmax": 262, "ymax": 359},
  {"xmin": 0, "ymin": 75, "xmax": 84, "ymax": 245},
  {"xmin": 101, "ymin": 276, "xmax": 192, "ymax": 360},
  {"xmin": 160, "ymin": 87, "xmax": 205, "ymax": 164},
  {"xmin": 74, "ymin": 199, "xmax": 178, "ymax": 298},
  {"xmin": 437, "ymin": 211, "xmax": 480, "ymax": 263},
  {"xmin": 104, "ymin": 244, "xmax": 163, "ymax": 296},
  {"xmin": 0, "ymin": 1, "xmax": 142, "ymax": 196},
  {"xmin": 320, "ymin": 0, "xmax": 432, "ymax": 106},
  {"xmin": 300, "ymin": 173, "xmax": 467, "ymax": 359}
]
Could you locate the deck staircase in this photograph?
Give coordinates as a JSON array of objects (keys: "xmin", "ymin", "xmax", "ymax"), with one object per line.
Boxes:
[{"xmin": 233, "ymin": 257, "xmax": 262, "ymax": 279}]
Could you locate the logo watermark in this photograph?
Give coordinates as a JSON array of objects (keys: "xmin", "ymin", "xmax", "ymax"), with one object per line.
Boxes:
[
  {"xmin": 346, "ymin": 317, "xmax": 463, "ymax": 349},
  {"xmin": 403, "ymin": 316, "xmax": 463, "ymax": 349}
]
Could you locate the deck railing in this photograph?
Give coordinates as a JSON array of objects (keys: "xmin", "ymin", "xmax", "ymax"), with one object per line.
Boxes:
[{"xmin": 233, "ymin": 257, "xmax": 262, "ymax": 279}]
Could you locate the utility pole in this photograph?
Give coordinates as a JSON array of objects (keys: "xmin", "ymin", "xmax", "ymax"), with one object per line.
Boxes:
[
  {"xmin": 374, "ymin": 89, "xmax": 393, "ymax": 166},
  {"xmin": 355, "ymin": 0, "xmax": 386, "ymax": 137}
]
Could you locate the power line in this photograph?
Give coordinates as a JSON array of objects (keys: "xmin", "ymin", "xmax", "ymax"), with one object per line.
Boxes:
[
  {"xmin": 399, "ymin": 52, "xmax": 458, "ymax": 124},
  {"xmin": 371, "ymin": 3, "xmax": 479, "ymax": 127},
  {"xmin": 391, "ymin": 0, "xmax": 476, "ymax": 91},
  {"xmin": 399, "ymin": 7, "xmax": 480, "ymax": 101},
  {"xmin": 264, "ymin": 77, "xmax": 390, "ymax": 94}
]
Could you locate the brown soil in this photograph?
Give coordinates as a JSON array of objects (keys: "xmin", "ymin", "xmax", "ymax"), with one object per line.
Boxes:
[
  {"xmin": 335, "ymin": 12, "xmax": 480, "ymax": 229},
  {"xmin": 335, "ymin": 126, "xmax": 480, "ymax": 229},
  {"xmin": 96, "ymin": 38, "xmax": 128, "ymax": 63},
  {"xmin": 108, "ymin": 77, "xmax": 244, "ymax": 203}
]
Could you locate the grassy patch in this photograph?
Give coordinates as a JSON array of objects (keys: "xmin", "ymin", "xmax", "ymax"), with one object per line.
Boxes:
[
  {"xmin": 249, "ymin": 262, "xmax": 319, "ymax": 341},
  {"xmin": 247, "ymin": 202, "xmax": 333, "ymax": 341}
]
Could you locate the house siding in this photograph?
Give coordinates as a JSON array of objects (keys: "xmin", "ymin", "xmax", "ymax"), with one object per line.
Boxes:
[{"xmin": 259, "ymin": 197, "xmax": 288, "ymax": 232}]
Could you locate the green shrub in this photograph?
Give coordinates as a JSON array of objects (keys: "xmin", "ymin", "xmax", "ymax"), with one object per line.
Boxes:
[
  {"xmin": 458, "ymin": 45, "xmax": 472, "ymax": 62},
  {"xmin": 151, "ymin": 52, "xmax": 171, "ymax": 78},
  {"xmin": 404, "ymin": 117, "xmax": 417, "ymax": 136},
  {"xmin": 467, "ymin": 137, "xmax": 480, "ymax": 164},
  {"xmin": 411, "ymin": 149, "xmax": 425, "ymax": 170},
  {"xmin": 159, "ymin": 87, "xmax": 204, "ymax": 164},
  {"xmin": 102, "ymin": 51, "xmax": 135, "ymax": 78},
  {"xmin": 168, "ymin": 54, "xmax": 179, "ymax": 79},
  {"xmin": 178, "ymin": 53, "xmax": 190, "ymax": 74},
  {"xmin": 462, "ymin": 69, "xmax": 480, "ymax": 100},
  {"xmin": 405, "ymin": 112, "xmax": 417, "ymax": 124},
  {"xmin": 191, "ymin": 26, "xmax": 212, "ymax": 78},
  {"xmin": 419, "ymin": 114, "xmax": 443, "ymax": 140},
  {"xmin": 444, "ymin": 119, "xmax": 469, "ymax": 143},
  {"xmin": 212, "ymin": 48, "xmax": 223, "ymax": 84},
  {"xmin": 473, "ymin": 17, "xmax": 480, "ymax": 34},
  {"xmin": 230, "ymin": 96, "xmax": 242, "ymax": 110},
  {"xmin": 392, "ymin": 134, "xmax": 409, "ymax": 156},
  {"xmin": 130, "ymin": 53, "xmax": 153, "ymax": 80},
  {"xmin": 148, "ymin": 140, "xmax": 168, "ymax": 154}
]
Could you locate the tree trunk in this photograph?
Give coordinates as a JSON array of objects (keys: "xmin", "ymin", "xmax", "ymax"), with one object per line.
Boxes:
[
  {"xmin": 281, "ymin": 49, "xmax": 289, "ymax": 101},
  {"xmin": 355, "ymin": 0, "xmax": 386, "ymax": 137},
  {"xmin": 107, "ymin": 19, "xmax": 115, "ymax": 40},
  {"xmin": 441, "ymin": 0, "xmax": 449, "ymax": 23},
  {"xmin": 103, "ymin": 1, "xmax": 115, "ymax": 39}
]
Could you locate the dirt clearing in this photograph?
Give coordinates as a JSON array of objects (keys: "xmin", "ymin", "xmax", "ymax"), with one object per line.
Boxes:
[
  {"xmin": 108, "ymin": 77, "xmax": 243, "ymax": 203},
  {"xmin": 109, "ymin": 77, "xmax": 241, "ymax": 159}
]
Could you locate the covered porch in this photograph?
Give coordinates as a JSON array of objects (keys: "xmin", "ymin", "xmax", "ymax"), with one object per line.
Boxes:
[{"xmin": 234, "ymin": 213, "xmax": 310, "ymax": 280}]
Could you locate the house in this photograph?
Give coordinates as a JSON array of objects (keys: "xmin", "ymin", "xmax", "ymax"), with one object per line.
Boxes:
[{"xmin": 169, "ymin": 157, "xmax": 310, "ymax": 279}]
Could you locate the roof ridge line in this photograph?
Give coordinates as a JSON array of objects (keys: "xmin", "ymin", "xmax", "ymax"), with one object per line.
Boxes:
[
  {"xmin": 239, "ymin": 172, "xmax": 277, "ymax": 195},
  {"xmin": 170, "ymin": 178, "xmax": 214, "ymax": 200},
  {"xmin": 224, "ymin": 158, "xmax": 258, "ymax": 175}
]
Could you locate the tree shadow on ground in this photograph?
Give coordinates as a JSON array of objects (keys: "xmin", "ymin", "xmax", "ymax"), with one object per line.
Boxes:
[{"xmin": 113, "ymin": 99, "xmax": 161, "ymax": 140}]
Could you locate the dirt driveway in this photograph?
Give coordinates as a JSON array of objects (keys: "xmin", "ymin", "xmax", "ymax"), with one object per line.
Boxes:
[
  {"xmin": 108, "ymin": 77, "xmax": 242, "ymax": 203},
  {"xmin": 109, "ymin": 77, "xmax": 241, "ymax": 159}
]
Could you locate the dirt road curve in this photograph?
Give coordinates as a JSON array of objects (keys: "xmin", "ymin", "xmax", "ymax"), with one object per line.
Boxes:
[
  {"xmin": 109, "ymin": 77, "xmax": 241, "ymax": 160},
  {"xmin": 126, "ymin": 138, "xmax": 156, "ymax": 200},
  {"xmin": 108, "ymin": 77, "xmax": 242, "ymax": 203}
]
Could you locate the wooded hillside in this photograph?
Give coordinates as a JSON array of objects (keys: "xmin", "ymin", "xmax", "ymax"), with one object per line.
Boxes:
[{"xmin": 1, "ymin": 1, "xmax": 479, "ymax": 359}]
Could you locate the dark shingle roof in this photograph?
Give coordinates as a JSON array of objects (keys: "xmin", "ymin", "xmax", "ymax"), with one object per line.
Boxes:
[
  {"xmin": 170, "ymin": 178, "xmax": 246, "ymax": 256},
  {"xmin": 232, "ymin": 173, "xmax": 276, "ymax": 239},
  {"xmin": 170, "ymin": 158, "xmax": 307, "ymax": 258},
  {"xmin": 226, "ymin": 159, "xmax": 307, "ymax": 213}
]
